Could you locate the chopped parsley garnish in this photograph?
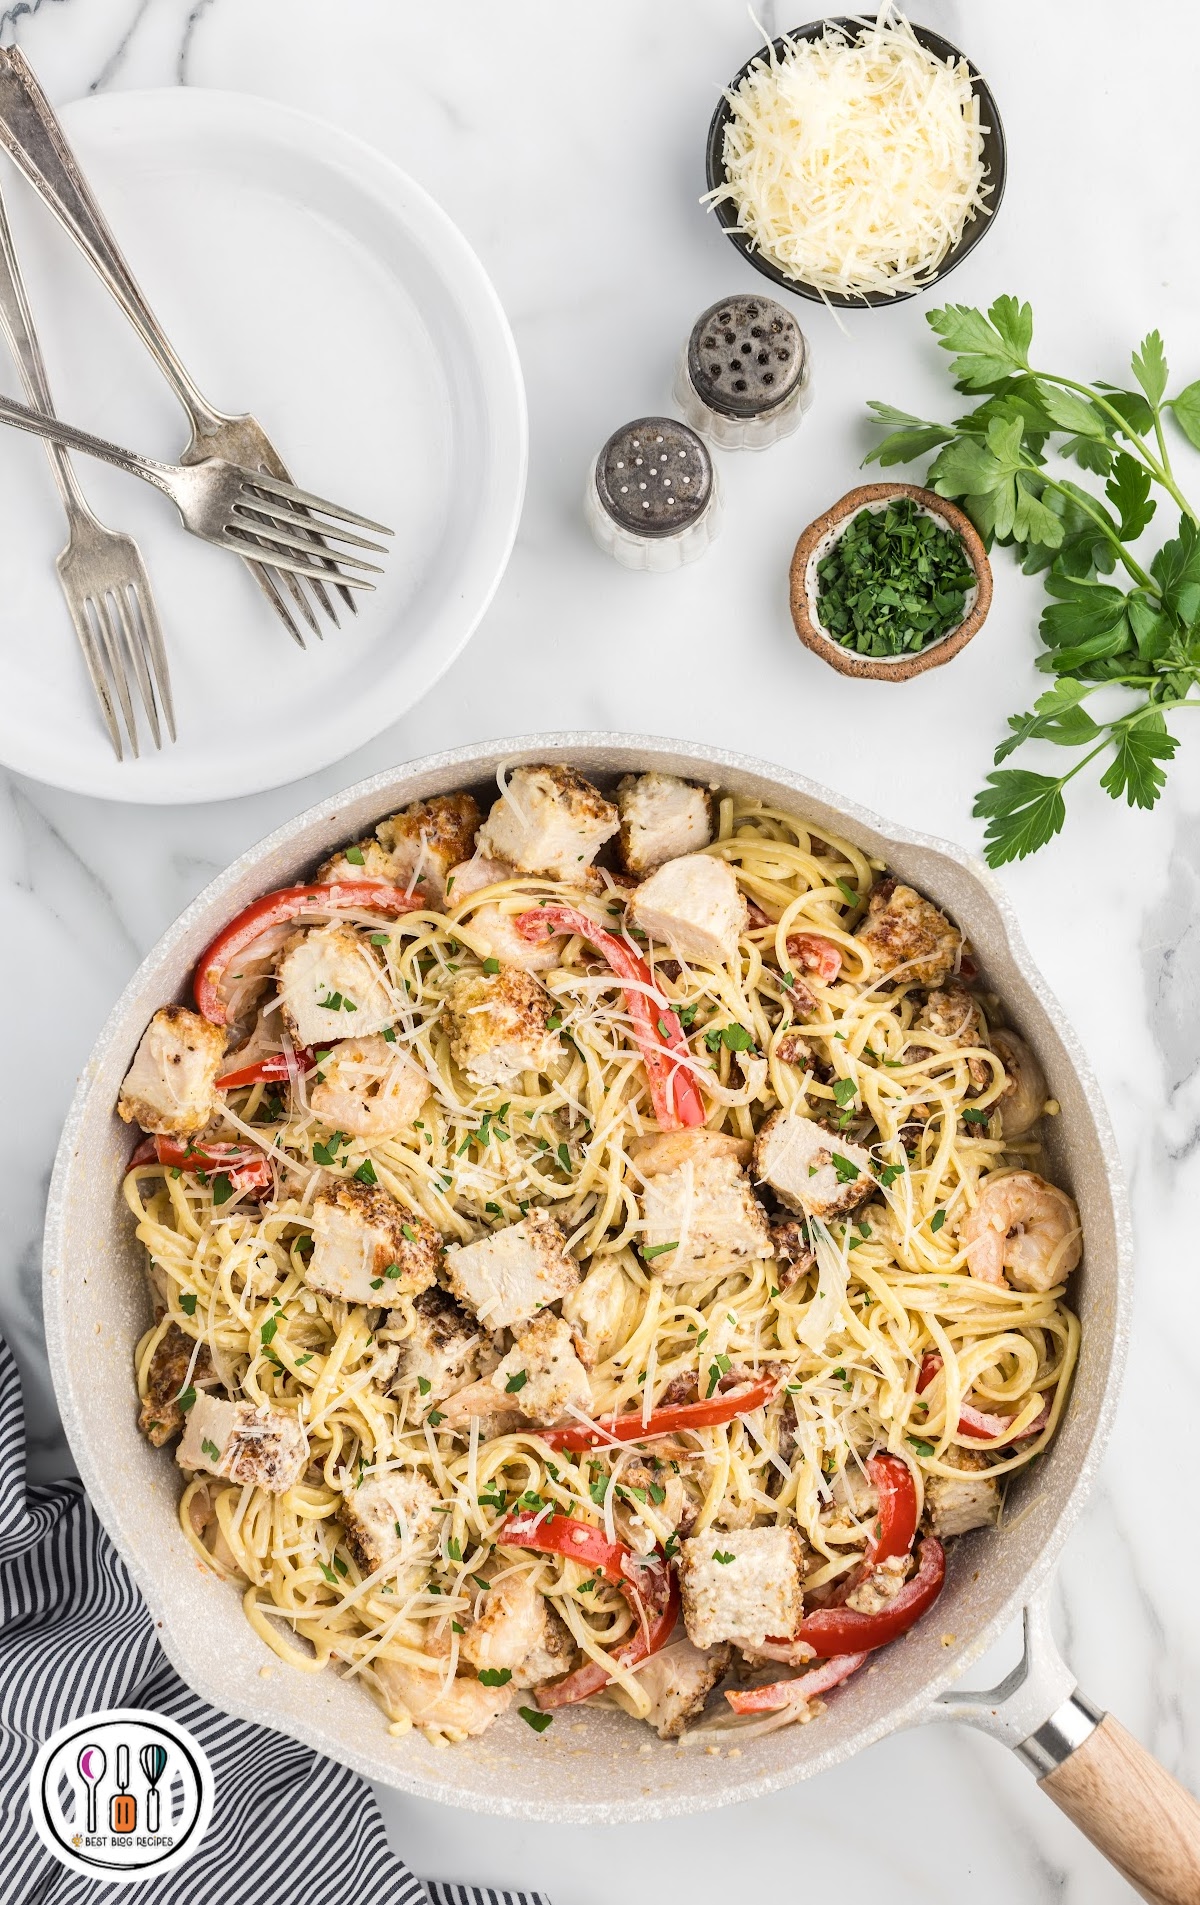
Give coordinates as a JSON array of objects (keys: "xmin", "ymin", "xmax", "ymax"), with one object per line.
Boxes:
[
  {"xmin": 547, "ymin": 1013, "xmax": 563, "ymax": 1030},
  {"xmin": 836, "ymin": 878, "xmax": 861, "ymax": 906},
  {"xmin": 931, "ymin": 1209, "xmax": 947, "ymax": 1232},
  {"xmin": 909, "ymin": 1437, "xmax": 936, "ymax": 1457},
  {"xmin": 876, "ymin": 1161, "xmax": 906, "ymax": 1188},
  {"xmin": 427, "ymin": 1410, "xmax": 445, "ymax": 1427},
  {"xmin": 201, "ymin": 1438, "xmax": 221, "ymax": 1461},
  {"xmin": 319, "ymin": 1562, "xmax": 338, "ymax": 1585},
  {"xmin": 345, "ymin": 845, "xmax": 366, "ymax": 865},
  {"xmin": 176, "ymin": 1385, "xmax": 196, "ymax": 1412},
  {"xmin": 557, "ymin": 1143, "xmax": 571, "ymax": 1172},
  {"xmin": 295, "ymin": 1352, "xmax": 313, "ymax": 1367},
  {"xmin": 642, "ymin": 1241, "xmax": 679, "ymax": 1261},
  {"xmin": 369, "ymin": 1276, "xmax": 384, "ymax": 1290},
  {"xmin": 485, "ymin": 1202, "xmax": 502, "ymax": 1218},
  {"xmin": 385, "ymin": 1260, "xmax": 404, "ymax": 1279},
  {"xmin": 519, "ymin": 1706, "xmax": 553, "ymax": 1733},
  {"xmin": 505, "ymin": 1370, "xmax": 529, "ymax": 1394},
  {"xmin": 830, "ymin": 1152, "xmax": 862, "ymax": 1184},
  {"xmin": 318, "ymin": 991, "xmax": 344, "ymax": 1012},
  {"xmin": 478, "ymin": 1667, "xmax": 512, "ymax": 1687},
  {"xmin": 478, "ymin": 1488, "xmax": 507, "ymax": 1512},
  {"xmin": 482, "ymin": 957, "xmax": 501, "ymax": 974},
  {"xmin": 706, "ymin": 1353, "xmax": 731, "ymax": 1399},
  {"xmin": 832, "ymin": 1078, "xmax": 857, "ymax": 1107},
  {"xmin": 312, "ymin": 1131, "xmax": 348, "ymax": 1167},
  {"xmin": 675, "ymin": 1001, "xmax": 699, "ymax": 1029},
  {"xmin": 447, "ymin": 1536, "xmax": 462, "ymax": 1563},
  {"xmin": 179, "ymin": 1293, "xmax": 198, "ymax": 1316},
  {"xmin": 382, "ymin": 1026, "xmax": 396, "ymax": 1043},
  {"xmin": 416, "ymin": 1377, "xmax": 432, "ymax": 1397},
  {"xmin": 212, "ymin": 1173, "xmax": 233, "ymax": 1206},
  {"xmin": 961, "ymin": 1106, "xmax": 991, "ymax": 1123},
  {"xmin": 816, "ymin": 494, "xmax": 975, "ymax": 660},
  {"xmin": 663, "ymin": 1533, "xmax": 680, "ymax": 1562},
  {"xmin": 706, "ymin": 1022, "xmax": 754, "ymax": 1054},
  {"xmin": 354, "ymin": 1159, "xmax": 378, "ymax": 1186},
  {"xmin": 712, "ymin": 1549, "xmax": 735, "ymax": 1565},
  {"xmin": 260, "ymin": 1315, "xmax": 278, "ymax": 1345},
  {"xmin": 333, "ymin": 1554, "xmax": 349, "ymax": 1577}
]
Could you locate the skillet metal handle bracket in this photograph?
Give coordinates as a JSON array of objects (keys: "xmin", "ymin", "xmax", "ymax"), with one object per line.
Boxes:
[{"xmin": 916, "ymin": 1584, "xmax": 1095, "ymax": 1761}]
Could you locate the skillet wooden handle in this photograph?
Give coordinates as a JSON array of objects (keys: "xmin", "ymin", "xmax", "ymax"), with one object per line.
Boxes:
[{"xmin": 1040, "ymin": 1714, "xmax": 1200, "ymax": 1904}]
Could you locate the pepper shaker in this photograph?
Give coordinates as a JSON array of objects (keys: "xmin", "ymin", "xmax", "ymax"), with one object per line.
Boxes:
[
  {"xmin": 675, "ymin": 294, "xmax": 811, "ymax": 450},
  {"xmin": 585, "ymin": 416, "xmax": 722, "ymax": 571}
]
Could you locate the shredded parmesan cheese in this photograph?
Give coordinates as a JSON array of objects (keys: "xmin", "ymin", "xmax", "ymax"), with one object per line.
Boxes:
[{"xmin": 710, "ymin": 6, "xmax": 991, "ymax": 299}]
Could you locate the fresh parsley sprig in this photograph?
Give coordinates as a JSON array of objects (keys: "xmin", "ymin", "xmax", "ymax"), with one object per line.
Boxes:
[{"xmin": 866, "ymin": 295, "xmax": 1200, "ymax": 864}]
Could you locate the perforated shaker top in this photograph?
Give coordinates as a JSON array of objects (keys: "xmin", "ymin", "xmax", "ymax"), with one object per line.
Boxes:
[
  {"xmin": 593, "ymin": 417, "xmax": 713, "ymax": 539},
  {"xmin": 687, "ymin": 294, "xmax": 805, "ymax": 419}
]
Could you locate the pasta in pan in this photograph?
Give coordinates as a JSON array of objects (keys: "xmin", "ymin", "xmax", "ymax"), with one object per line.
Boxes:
[{"xmin": 120, "ymin": 765, "xmax": 1080, "ymax": 1744}]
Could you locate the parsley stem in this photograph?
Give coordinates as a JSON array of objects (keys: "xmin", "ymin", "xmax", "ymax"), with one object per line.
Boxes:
[
  {"xmin": 1023, "ymin": 459, "xmax": 1158, "ymax": 592},
  {"xmin": 1037, "ymin": 370, "xmax": 1199, "ymax": 526}
]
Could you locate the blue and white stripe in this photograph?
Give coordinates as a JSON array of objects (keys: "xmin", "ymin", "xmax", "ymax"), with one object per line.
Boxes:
[{"xmin": 0, "ymin": 1334, "xmax": 549, "ymax": 1905}]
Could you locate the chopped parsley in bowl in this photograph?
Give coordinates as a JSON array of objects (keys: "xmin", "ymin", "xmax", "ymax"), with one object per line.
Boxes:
[{"xmin": 790, "ymin": 482, "xmax": 992, "ymax": 682}]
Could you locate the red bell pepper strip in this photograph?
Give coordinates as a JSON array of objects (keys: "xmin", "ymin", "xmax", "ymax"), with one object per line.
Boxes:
[
  {"xmin": 917, "ymin": 1353, "xmax": 1051, "ymax": 1445},
  {"xmin": 795, "ymin": 1537, "xmax": 946, "ymax": 1659},
  {"xmin": 499, "ymin": 1510, "xmax": 679, "ymax": 1709},
  {"xmin": 126, "ymin": 1134, "xmax": 274, "ymax": 1196},
  {"xmin": 864, "ymin": 1452, "xmax": 919, "ymax": 1569},
  {"xmin": 538, "ymin": 1375, "xmax": 778, "ymax": 1452},
  {"xmin": 786, "ymin": 933, "xmax": 842, "ymax": 984},
  {"xmin": 217, "ymin": 1048, "xmax": 317, "ymax": 1091},
  {"xmin": 194, "ymin": 881, "xmax": 427, "ymax": 1024},
  {"xmin": 724, "ymin": 1651, "xmax": 868, "ymax": 1716},
  {"xmin": 515, "ymin": 905, "xmax": 705, "ymax": 1130}
]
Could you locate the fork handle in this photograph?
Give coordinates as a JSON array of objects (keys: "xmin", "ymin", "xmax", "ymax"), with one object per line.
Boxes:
[
  {"xmin": 0, "ymin": 388, "xmax": 178, "ymax": 499},
  {"xmin": 0, "ymin": 49, "xmax": 222, "ymax": 441},
  {"xmin": 0, "ymin": 179, "xmax": 89, "ymax": 515}
]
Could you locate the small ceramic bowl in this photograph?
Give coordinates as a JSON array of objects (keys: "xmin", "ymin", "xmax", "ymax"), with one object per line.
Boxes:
[
  {"xmin": 705, "ymin": 18, "xmax": 1006, "ymax": 309},
  {"xmin": 790, "ymin": 482, "xmax": 992, "ymax": 681}
]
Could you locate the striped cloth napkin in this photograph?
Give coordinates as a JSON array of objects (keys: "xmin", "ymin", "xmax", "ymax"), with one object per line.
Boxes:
[{"xmin": 0, "ymin": 1334, "xmax": 549, "ymax": 1905}]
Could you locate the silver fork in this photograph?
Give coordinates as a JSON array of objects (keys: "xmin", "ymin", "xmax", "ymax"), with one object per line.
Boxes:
[
  {"xmin": 0, "ymin": 48, "xmax": 358, "ymax": 650},
  {"xmin": 0, "ymin": 390, "xmax": 392, "ymax": 586},
  {"xmin": 0, "ymin": 181, "xmax": 170, "ymax": 758}
]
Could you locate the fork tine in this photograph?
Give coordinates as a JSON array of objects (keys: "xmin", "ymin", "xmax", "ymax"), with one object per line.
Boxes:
[
  {"xmin": 222, "ymin": 519, "xmax": 384, "ymax": 575},
  {"xmin": 108, "ymin": 587, "xmax": 160, "ymax": 750},
  {"xmin": 242, "ymin": 473, "xmax": 393, "ymax": 536},
  {"xmin": 256, "ymin": 561, "xmax": 311, "ymax": 648},
  {"xmin": 217, "ymin": 529, "xmax": 378, "ymax": 588},
  {"xmin": 233, "ymin": 497, "xmax": 390, "ymax": 555},
  {"xmin": 60, "ymin": 586, "xmax": 123, "ymax": 759},
  {"xmin": 88, "ymin": 595, "xmax": 138, "ymax": 758},
  {"xmin": 128, "ymin": 578, "xmax": 175, "ymax": 741}
]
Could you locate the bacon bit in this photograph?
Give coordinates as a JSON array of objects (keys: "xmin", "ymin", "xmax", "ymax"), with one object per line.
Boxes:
[{"xmin": 786, "ymin": 934, "xmax": 842, "ymax": 985}]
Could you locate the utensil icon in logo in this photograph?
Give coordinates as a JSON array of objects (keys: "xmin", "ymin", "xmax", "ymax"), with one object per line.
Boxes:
[
  {"xmin": 110, "ymin": 1743, "xmax": 136, "ymax": 1835},
  {"xmin": 76, "ymin": 1745, "xmax": 106, "ymax": 1833},
  {"xmin": 139, "ymin": 1743, "xmax": 168, "ymax": 1833}
]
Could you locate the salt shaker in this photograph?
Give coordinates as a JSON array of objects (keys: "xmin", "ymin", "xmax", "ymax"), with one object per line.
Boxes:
[
  {"xmin": 586, "ymin": 416, "xmax": 722, "ymax": 571},
  {"xmin": 675, "ymin": 294, "xmax": 811, "ymax": 450}
]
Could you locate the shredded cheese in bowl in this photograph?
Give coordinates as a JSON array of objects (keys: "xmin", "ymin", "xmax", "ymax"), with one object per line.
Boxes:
[{"xmin": 709, "ymin": 6, "xmax": 993, "ymax": 301}]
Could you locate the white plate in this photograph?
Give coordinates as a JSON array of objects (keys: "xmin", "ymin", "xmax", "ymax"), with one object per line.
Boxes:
[{"xmin": 0, "ymin": 90, "xmax": 526, "ymax": 801}]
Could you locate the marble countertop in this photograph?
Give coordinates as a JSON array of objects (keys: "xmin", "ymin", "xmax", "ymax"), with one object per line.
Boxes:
[{"xmin": 3, "ymin": 1, "xmax": 1197, "ymax": 1897}]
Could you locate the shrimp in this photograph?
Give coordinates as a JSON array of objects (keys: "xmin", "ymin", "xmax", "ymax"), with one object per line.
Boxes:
[
  {"xmin": 989, "ymin": 1029, "xmax": 1048, "ymax": 1139},
  {"xmin": 372, "ymin": 1657, "xmax": 513, "ymax": 1738},
  {"xmin": 960, "ymin": 1171, "xmax": 1081, "ymax": 1292}
]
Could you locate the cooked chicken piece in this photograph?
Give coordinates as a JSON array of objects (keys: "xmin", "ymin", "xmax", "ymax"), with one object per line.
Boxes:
[
  {"xmin": 306, "ymin": 1180, "xmax": 440, "ymax": 1304},
  {"xmin": 275, "ymin": 922, "xmax": 394, "ymax": 1048},
  {"xmin": 562, "ymin": 1257, "xmax": 631, "ymax": 1362},
  {"xmin": 446, "ymin": 967, "xmax": 561, "ymax": 1088},
  {"xmin": 137, "ymin": 1322, "xmax": 214, "ymax": 1446},
  {"xmin": 512, "ymin": 1605, "xmax": 577, "ymax": 1690},
  {"xmin": 337, "ymin": 1469, "xmax": 440, "ymax": 1574},
  {"xmin": 629, "ymin": 853, "xmax": 747, "ymax": 967},
  {"xmin": 308, "ymin": 1034, "xmax": 429, "ymax": 1140},
  {"xmin": 678, "ymin": 1526, "xmax": 805, "ymax": 1651},
  {"xmin": 636, "ymin": 1129, "xmax": 771, "ymax": 1281},
  {"xmin": 390, "ymin": 1285, "xmax": 485, "ymax": 1405},
  {"xmin": 460, "ymin": 1571, "xmax": 547, "ymax": 1674},
  {"xmin": 615, "ymin": 773, "xmax": 715, "ymax": 876},
  {"xmin": 844, "ymin": 1553, "xmax": 910, "ymax": 1615},
  {"xmin": 908, "ymin": 983, "xmax": 990, "ymax": 1091},
  {"xmin": 753, "ymin": 1109, "xmax": 874, "ymax": 1221},
  {"xmin": 632, "ymin": 1129, "xmax": 751, "ymax": 1174},
  {"xmin": 444, "ymin": 1208, "xmax": 578, "ymax": 1330},
  {"xmin": 775, "ymin": 1028, "xmax": 816, "ymax": 1069},
  {"xmin": 374, "ymin": 792, "xmax": 481, "ymax": 906},
  {"xmin": 372, "ymin": 1658, "xmax": 513, "ymax": 1737},
  {"xmin": 990, "ymin": 1027, "xmax": 1047, "ymax": 1138},
  {"xmin": 315, "ymin": 838, "xmax": 397, "ymax": 885},
  {"xmin": 769, "ymin": 1218, "xmax": 816, "ymax": 1292},
  {"xmin": 487, "ymin": 1313, "xmax": 592, "ymax": 1427},
  {"xmin": 856, "ymin": 878, "xmax": 962, "ymax": 989},
  {"xmin": 118, "ymin": 1006, "xmax": 227, "ymax": 1138},
  {"xmin": 465, "ymin": 904, "xmax": 562, "ymax": 974},
  {"xmin": 446, "ymin": 853, "xmax": 516, "ymax": 901},
  {"xmin": 619, "ymin": 1636, "xmax": 732, "ymax": 1739},
  {"xmin": 923, "ymin": 1446, "xmax": 1001, "ymax": 1538},
  {"xmin": 476, "ymin": 764, "xmax": 618, "ymax": 881},
  {"xmin": 176, "ymin": 1392, "xmax": 307, "ymax": 1493}
]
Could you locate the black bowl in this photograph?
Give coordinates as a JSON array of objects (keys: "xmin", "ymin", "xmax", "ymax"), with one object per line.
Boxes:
[{"xmin": 704, "ymin": 18, "xmax": 1007, "ymax": 309}]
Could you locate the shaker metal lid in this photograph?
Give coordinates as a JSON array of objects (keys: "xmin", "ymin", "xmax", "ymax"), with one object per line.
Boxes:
[
  {"xmin": 594, "ymin": 417, "xmax": 713, "ymax": 538},
  {"xmin": 687, "ymin": 295, "xmax": 805, "ymax": 418}
]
